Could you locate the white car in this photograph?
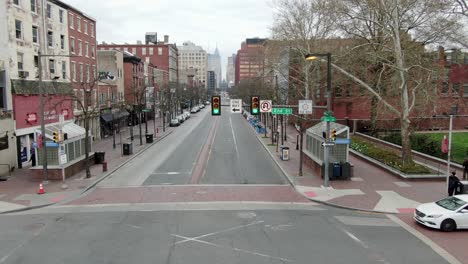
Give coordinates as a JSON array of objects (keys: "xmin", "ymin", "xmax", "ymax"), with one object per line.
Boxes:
[
  {"xmin": 190, "ymin": 107, "xmax": 198, "ymax": 113},
  {"xmin": 414, "ymin": 195, "xmax": 468, "ymax": 231},
  {"xmin": 183, "ymin": 112, "xmax": 190, "ymax": 119}
]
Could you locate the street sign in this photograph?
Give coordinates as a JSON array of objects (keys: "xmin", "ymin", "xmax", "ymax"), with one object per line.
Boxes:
[
  {"xmin": 334, "ymin": 138, "xmax": 351, "ymax": 145},
  {"xmin": 60, "ymin": 154, "xmax": 67, "ymax": 165},
  {"xmin": 230, "ymin": 99, "xmax": 242, "ymax": 114},
  {"xmin": 260, "ymin": 100, "xmax": 272, "ymax": 113},
  {"xmin": 322, "ymin": 142, "xmax": 335, "ymax": 147},
  {"xmin": 142, "ymin": 109, "xmax": 151, "ymax": 113},
  {"xmin": 299, "ymin": 100, "xmax": 313, "ymax": 115},
  {"xmin": 272, "ymin": 108, "xmax": 293, "ymax": 115}
]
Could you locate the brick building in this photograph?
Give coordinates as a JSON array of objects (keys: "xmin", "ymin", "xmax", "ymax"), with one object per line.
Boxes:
[{"xmin": 235, "ymin": 38, "xmax": 267, "ymax": 85}]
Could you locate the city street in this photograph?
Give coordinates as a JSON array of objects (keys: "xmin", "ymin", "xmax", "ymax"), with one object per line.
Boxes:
[
  {"xmin": 0, "ymin": 205, "xmax": 452, "ymax": 264},
  {"xmin": 99, "ymin": 106, "xmax": 286, "ymax": 187}
]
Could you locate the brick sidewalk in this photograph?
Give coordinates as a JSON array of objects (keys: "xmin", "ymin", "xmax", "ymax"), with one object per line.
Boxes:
[
  {"xmin": 0, "ymin": 118, "xmax": 174, "ymax": 213},
  {"xmin": 253, "ymin": 119, "xmax": 467, "ymax": 264}
]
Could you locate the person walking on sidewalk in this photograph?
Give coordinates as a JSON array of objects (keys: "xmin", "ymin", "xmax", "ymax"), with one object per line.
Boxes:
[
  {"xmin": 448, "ymin": 171, "xmax": 461, "ymax": 196},
  {"xmin": 463, "ymin": 157, "xmax": 468, "ymax": 180}
]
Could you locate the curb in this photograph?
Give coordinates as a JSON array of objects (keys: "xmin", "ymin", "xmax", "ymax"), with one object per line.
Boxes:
[
  {"xmin": 253, "ymin": 128, "xmax": 396, "ymax": 215},
  {"xmin": 0, "ymin": 130, "xmax": 173, "ymax": 215}
]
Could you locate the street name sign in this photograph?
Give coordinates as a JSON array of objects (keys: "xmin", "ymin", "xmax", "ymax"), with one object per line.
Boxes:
[
  {"xmin": 260, "ymin": 100, "xmax": 272, "ymax": 113},
  {"xmin": 299, "ymin": 100, "xmax": 313, "ymax": 115},
  {"xmin": 272, "ymin": 108, "xmax": 293, "ymax": 115},
  {"xmin": 334, "ymin": 138, "xmax": 351, "ymax": 145},
  {"xmin": 230, "ymin": 99, "xmax": 242, "ymax": 113},
  {"xmin": 322, "ymin": 142, "xmax": 335, "ymax": 147}
]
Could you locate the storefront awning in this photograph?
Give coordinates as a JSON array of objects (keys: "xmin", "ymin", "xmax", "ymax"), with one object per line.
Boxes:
[{"xmin": 101, "ymin": 111, "xmax": 129, "ymax": 123}]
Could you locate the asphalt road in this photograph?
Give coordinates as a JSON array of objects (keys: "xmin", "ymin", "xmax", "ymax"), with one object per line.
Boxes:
[
  {"xmin": 101, "ymin": 106, "xmax": 286, "ymax": 187},
  {"xmin": 0, "ymin": 206, "xmax": 450, "ymax": 264}
]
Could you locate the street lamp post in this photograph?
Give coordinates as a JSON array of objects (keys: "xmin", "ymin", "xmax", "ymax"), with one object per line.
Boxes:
[{"xmin": 306, "ymin": 53, "xmax": 332, "ymax": 187}]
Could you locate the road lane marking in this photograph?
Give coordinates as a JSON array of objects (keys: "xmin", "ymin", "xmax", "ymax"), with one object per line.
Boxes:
[
  {"xmin": 171, "ymin": 234, "xmax": 293, "ymax": 262},
  {"xmin": 173, "ymin": 220, "xmax": 264, "ymax": 244},
  {"xmin": 190, "ymin": 117, "xmax": 219, "ymax": 184},
  {"xmin": 230, "ymin": 115, "xmax": 239, "ymax": 160}
]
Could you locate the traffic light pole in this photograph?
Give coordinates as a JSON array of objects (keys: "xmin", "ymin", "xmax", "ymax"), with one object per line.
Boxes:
[
  {"xmin": 324, "ymin": 53, "xmax": 332, "ymax": 187},
  {"xmin": 38, "ymin": 51, "xmax": 48, "ymax": 184}
]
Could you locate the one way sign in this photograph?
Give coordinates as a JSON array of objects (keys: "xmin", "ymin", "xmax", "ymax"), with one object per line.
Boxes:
[{"xmin": 230, "ymin": 99, "xmax": 242, "ymax": 114}]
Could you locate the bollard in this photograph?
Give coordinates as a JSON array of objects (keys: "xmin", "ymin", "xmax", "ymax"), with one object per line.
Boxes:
[{"xmin": 102, "ymin": 161, "xmax": 108, "ymax": 172}]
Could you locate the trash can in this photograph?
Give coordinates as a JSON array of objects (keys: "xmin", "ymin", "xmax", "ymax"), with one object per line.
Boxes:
[
  {"xmin": 145, "ymin": 134, "xmax": 154, "ymax": 144},
  {"xmin": 123, "ymin": 142, "xmax": 133, "ymax": 155},
  {"xmin": 332, "ymin": 162, "xmax": 342, "ymax": 179},
  {"xmin": 341, "ymin": 162, "xmax": 352, "ymax": 179},
  {"xmin": 280, "ymin": 146, "xmax": 290, "ymax": 161},
  {"xmin": 94, "ymin": 152, "xmax": 105, "ymax": 164}
]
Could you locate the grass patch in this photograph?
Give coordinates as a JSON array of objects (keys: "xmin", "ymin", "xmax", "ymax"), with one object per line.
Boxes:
[
  {"xmin": 351, "ymin": 136, "xmax": 431, "ymax": 174},
  {"xmin": 267, "ymin": 143, "xmax": 276, "ymax": 146},
  {"xmin": 262, "ymin": 136, "xmax": 269, "ymax": 138},
  {"xmin": 379, "ymin": 132, "xmax": 468, "ymax": 165}
]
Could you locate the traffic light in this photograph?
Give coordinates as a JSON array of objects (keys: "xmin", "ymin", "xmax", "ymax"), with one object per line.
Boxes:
[
  {"xmin": 211, "ymin": 96, "xmax": 221, "ymax": 116},
  {"xmin": 53, "ymin": 131, "xmax": 60, "ymax": 143},
  {"xmin": 251, "ymin": 96, "xmax": 259, "ymax": 115},
  {"xmin": 330, "ymin": 129, "xmax": 337, "ymax": 141}
]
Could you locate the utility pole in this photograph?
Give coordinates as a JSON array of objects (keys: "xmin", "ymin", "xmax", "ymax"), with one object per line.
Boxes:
[{"xmin": 38, "ymin": 51, "xmax": 48, "ymax": 184}]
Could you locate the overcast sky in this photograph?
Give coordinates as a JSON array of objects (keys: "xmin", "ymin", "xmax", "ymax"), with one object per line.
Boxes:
[{"xmin": 63, "ymin": 0, "xmax": 274, "ymax": 79}]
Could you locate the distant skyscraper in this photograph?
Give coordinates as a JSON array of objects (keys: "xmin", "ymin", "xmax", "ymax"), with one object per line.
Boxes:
[
  {"xmin": 178, "ymin": 41, "xmax": 208, "ymax": 87},
  {"xmin": 226, "ymin": 54, "xmax": 236, "ymax": 88},
  {"xmin": 207, "ymin": 46, "xmax": 222, "ymax": 89},
  {"xmin": 207, "ymin": 71, "xmax": 216, "ymax": 95}
]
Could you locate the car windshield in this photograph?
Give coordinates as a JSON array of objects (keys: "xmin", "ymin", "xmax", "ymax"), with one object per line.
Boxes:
[{"xmin": 436, "ymin": 197, "xmax": 467, "ymax": 211}]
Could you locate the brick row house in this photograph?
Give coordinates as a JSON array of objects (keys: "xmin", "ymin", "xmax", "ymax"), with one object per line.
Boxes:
[
  {"xmin": 98, "ymin": 33, "xmax": 179, "ymax": 122},
  {"xmin": 0, "ymin": 0, "xmax": 104, "ymax": 176}
]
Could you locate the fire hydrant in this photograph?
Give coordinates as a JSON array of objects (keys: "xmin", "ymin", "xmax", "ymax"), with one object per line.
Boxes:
[{"xmin": 102, "ymin": 161, "xmax": 108, "ymax": 172}]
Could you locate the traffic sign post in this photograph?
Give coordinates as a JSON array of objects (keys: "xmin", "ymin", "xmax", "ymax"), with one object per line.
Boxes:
[
  {"xmin": 230, "ymin": 99, "xmax": 242, "ymax": 114},
  {"xmin": 260, "ymin": 100, "xmax": 272, "ymax": 113},
  {"xmin": 299, "ymin": 100, "xmax": 313, "ymax": 115},
  {"xmin": 272, "ymin": 108, "xmax": 293, "ymax": 115}
]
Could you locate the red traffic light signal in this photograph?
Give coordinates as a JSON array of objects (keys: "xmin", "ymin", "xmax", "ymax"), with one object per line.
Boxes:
[
  {"xmin": 212, "ymin": 96, "xmax": 221, "ymax": 115},
  {"xmin": 251, "ymin": 96, "xmax": 259, "ymax": 115}
]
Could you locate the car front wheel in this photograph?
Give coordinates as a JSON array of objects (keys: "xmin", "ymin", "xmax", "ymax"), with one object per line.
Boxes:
[{"xmin": 440, "ymin": 219, "xmax": 456, "ymax": 232}]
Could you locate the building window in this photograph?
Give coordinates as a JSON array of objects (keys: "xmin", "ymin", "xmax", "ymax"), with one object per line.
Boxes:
[
  {"xmin": 91, "ymin": 45, "xmax": 95, "ymax": 58},
  {"xmin": 32, "ymin": 26, "xmax": 38, "ymax": 43},
  {"xmin": 60, "ymin": 35, "xmax": 65, "ymax": 49},
  {"xmin": 132, "ymin": 47, "xmax": 136, "ymax": 54},
  {"xmin": 442, "ymin": 82, "xmax": 449, "ymax": 95},
  {"xmin": 85, "ymin": 42, "xmax": 89, "ymax": 57},
  {"xmin": 78, "ymin": 40, "xmax": 82, "ymax": 55},
  {"xmin": 72, "ymin": 62, "xmax": 76, "ymax": 81},
  {"xmin": 59, "ymin": 9, "xmax": 64, "ymax": 23},
  {"xmin": 62, "ymin": 61, "xmax": 66, "ymax": 79},
  {"xmin": 464, "ymin": 84, "xmax": 468, "ymax": 97},
  {"xmin": 34, "ymin": 55, "xmax": 39, "ymax": 68},
  {"xmin": 14, "ymin": 0, "xmax": 20, "ymax": 5},
  {"xmin": 30, "ymin": 0, "xmax": 36, "ymax": 12},
  {"xmin": 47, "ymin": 31, "xmax": 53, "ymax": 47},
  {"xmin": 70, "ymin": 38, "xmax": 75, "ymax": 53},
  {"xmin": 79, "ymin": 64, "xmax": 83, "ymax": 82},
  {"xmin": 452, "ymin": 83, "xmax": 460, "ymax": 95},
  {"xmin": 142, "ymin": 48, "xmax": 146, "ymax": 55},
  {"xmin": 0, "ymin": 134, "xmax": 8, "ymax": 151},
  {"xmin": 90, "ymin": 23, "xmax": 94, "ymax": 37},
  {"xmin": 335, "ymin": 85, "xmax": 342, "ymax": 97},
  {"xmin": 92, "ymin": 65, "xmax": 96, "ymax": 80},
  {"xmin": 77, "ymin": 17, "xmax": 81, "ymax": 32},
  {"xmin": 49, "ymin": 59, "xmax": 55, "ymax": 74},
  {"xmin": 15, "ymin": 20, "xmax": 22, "ymax": 39},
  {"xmin": 149, "ymin": 48, "xmax": 154, "ymax": 55},
  {"xmin": 69, "ymin": 14, "xmax": 74, "ymax": 29},
  {"xmin": 84, "ymin": 21, "xmax": 88, "ymax": 34},
  {"xmin": 46, "ymin": 4, "xmax": 51, "ymax": 18},
  {"xmin": 17, "ymin": 53, "xmax": 24, "ymax": 70},
  {"xmin": 158, "ymin": 47, "xmax": 162, "ymax": 55},
  {"xmin": 86, "ymin": 64, "xmax": 90, "ymax": 82}
]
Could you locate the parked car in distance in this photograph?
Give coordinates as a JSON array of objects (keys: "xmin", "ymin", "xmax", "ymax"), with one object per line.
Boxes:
[
  {"xmin": 191, "ymin": 107, "xmax": 198, "ymax": 113},
  {"xmin": 177, "ymin": 115, "xmax": 185, "ymax": 123},
  {"xmin": 199, "ymin": 104, "xmax": 205, "ymax": 109},
  {"xmin": 205, "ymin": 101, "xmax": 210, "ymax": 105},
  {"xmin": 169, "ymin": 119, "xmax": 180, "ymax": 127},
  {"xmin": 414, "ymin": 195, "xmax": 468, "ymax": 231},
  {"xmin": 183, "ymin": 112, "xmax": 190, "ymax": 119}
]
